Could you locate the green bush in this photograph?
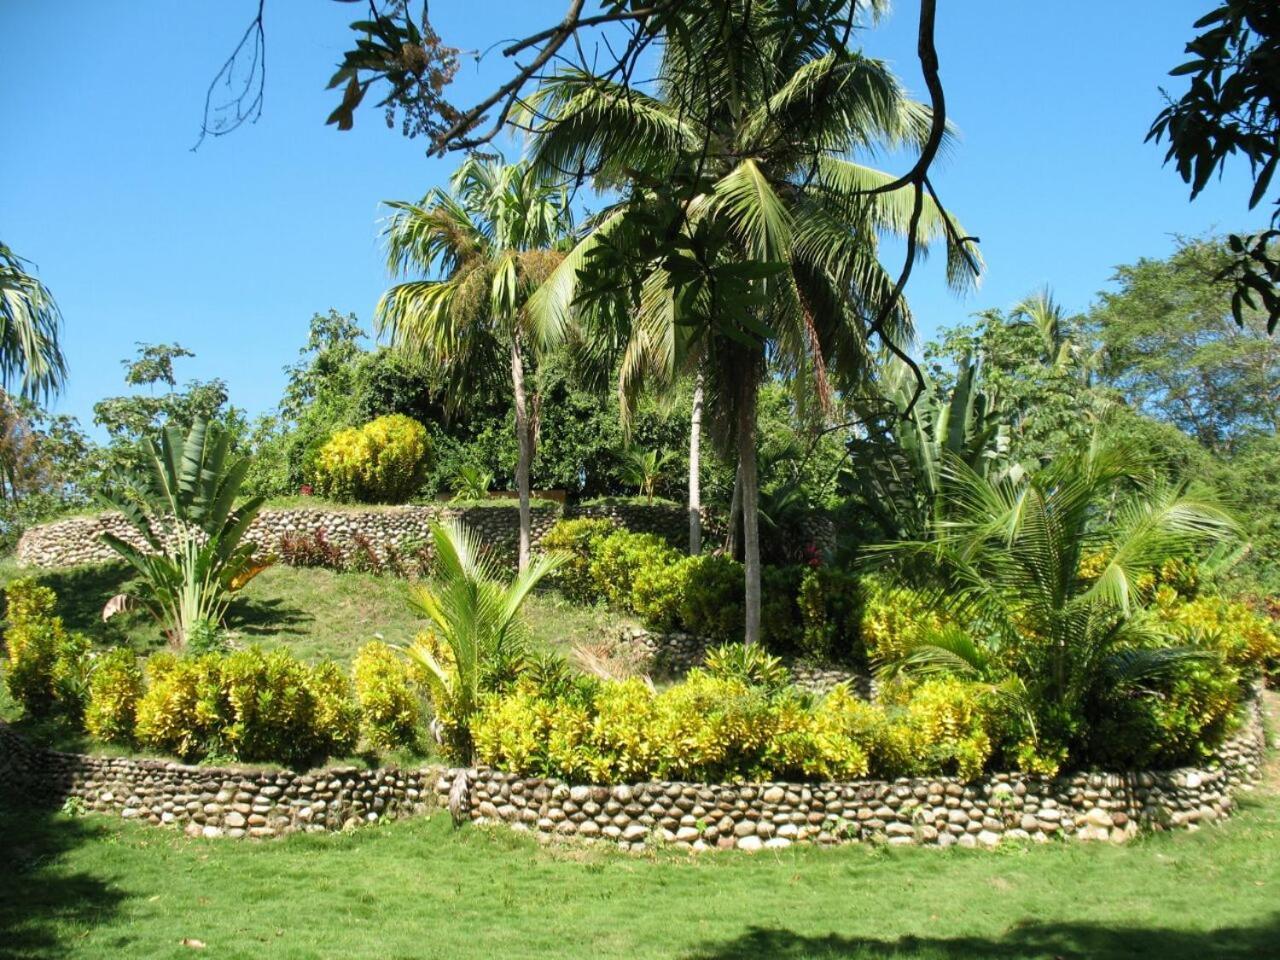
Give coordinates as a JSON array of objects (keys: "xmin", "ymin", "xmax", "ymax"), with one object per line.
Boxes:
[
  {"xmin": 135, "ymin": 653, "xmax": 229, "ymax": 759},
  {"xmin": 84, "ymin": 648, "xmax": 144, "ymax": 744},
  {"xmin": 541, "ymin": 518, "xmax": 616, "ymax": 603},
  {"xmin": 2, "ymin": 578, "xmax": 89, "ymax": 718},
  {"xmin": 878, "ymin": 676, "xmax": 997, "ymax": 781},
  {"xmin": 760, "ymin": 565, "xmax": 804, "ymax": 651},
  {"xmin": 703, "ymin": 642, "xmax": 791, "ymax": 693},
  {"xmin": 1153, "ymin": 587, "xmax": 1280, "ymax": 681},
  {"xmin": 1087, "ymin": 656, "xmax": 1242, "ymax": 769},
  {"xmin": 677, "ymin": 554, "xmax": 743, "ymax": 642},
  {"xmin": 313, "ymin": 414, "xmax": 432, "ymax": 503},
  {"xmin": 352, "ymin": 640, "xmax": 423, "ymax": 751},
  {"xmin": 589, "ymin": 531, "xmax": 678, "ymax": 609},
  {"xmin": 630, "ymin": 554, "xmax": 690, "ymax": 631}
]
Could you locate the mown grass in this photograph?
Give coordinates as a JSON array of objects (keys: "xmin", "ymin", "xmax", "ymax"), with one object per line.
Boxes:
[
  {"xmin": 1, "ymin": 727, "xmax": 1278, "ymax": 960},
  {"xmin": 0, "ymin": 560, "xmax": 635, "ymax": 667}
]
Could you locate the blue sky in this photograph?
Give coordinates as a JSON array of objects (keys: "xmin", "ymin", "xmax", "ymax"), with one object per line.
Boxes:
[{"xmin": 1, "ymin": 1, "xmax": 1268, "ymax": 437}]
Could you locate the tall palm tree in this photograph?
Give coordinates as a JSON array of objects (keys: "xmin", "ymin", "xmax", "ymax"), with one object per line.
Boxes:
[
  {"xmin": 0, "ymin": 242, "xmax": 67, "ymax": 402},
  {"xmin": 524, "ymin": 2, "xmax": 979, "ymax": 643},
  {"xmin": 376, "ymin": 157, "xmax": 573, "ymax": 571}
]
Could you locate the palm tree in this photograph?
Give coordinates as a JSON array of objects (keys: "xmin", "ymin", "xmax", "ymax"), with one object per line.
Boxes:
[
  {"xmin": 883, "ymin": 438, "xmax": 1237, "ymax": 758},
  {"xmin": 0, "ymin": 242, "xmax": 67, "ymax": 402},
  {"xmin": 405, "ymin": 518, "xmax": 564, "ymax": 761},
  {"xmin": 376, "ymin": 157, "xmax": 573, "ymax": 572},
  {"xmin": 620, "ymin": 447, "xmax": 673, "ymax": 505},
  {"xmin": 524, "ymin": 3, "xmax": 979, "ymax": 643}
]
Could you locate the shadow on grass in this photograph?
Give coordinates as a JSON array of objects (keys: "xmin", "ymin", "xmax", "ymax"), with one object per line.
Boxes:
[
  {"xmin": 686, "ymin": 920, "xmax": 1280, "ymax": 960},
  {"xmin": 0, "ymin": 795, "xmax": 125, "ymax": 959},
  {"xmin": 227, "ymin": 594, "xmax": 310, "ymax": 637}
]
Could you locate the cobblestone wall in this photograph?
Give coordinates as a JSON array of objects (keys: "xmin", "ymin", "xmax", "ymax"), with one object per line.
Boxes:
[{"xmin": 1, "ymin": 696, "xmax": 1264, "ymax": 851}]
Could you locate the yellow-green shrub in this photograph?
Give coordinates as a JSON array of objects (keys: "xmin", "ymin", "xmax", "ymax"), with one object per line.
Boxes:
[
  {"xmin": 630, "ymin": 554, "xmax": 689, "ymax": 631},
  {"xmin": 589, "ymin": 531, "xmax": 678, "ymax": 608},
  {"xmin": 878, "ymin": 676, "xmax": 995, "ymax": 781},
  {"xmin": 541, "ymin": 518, "xmax": 616, "ymax": 603},
  {"xmin": 1154, "ymin": 587, "xmax": 1280, "ymax": 679},
  {"xmin": 352, "ymin": 640, "xmax": 422, "ymax": 750},
  {"xmin": 313, "ymin": 414, "xmax": 431, "ymax": 503},
  {"xmin": 2, "ymin": 578, "xmax": 89, "ymax": 718},
  {"xmin": 859, "ymin": 578, "xmax": 943, "ymax": 666},
  {"xmin": 135, "ymin": 648, "xmax": 359, "ymax": 764},
  {"xmin": 134, "ymin": 653, "xmax": 229, "ymax": 759},
  {"xmin": 84, "ymin": 648, "xmax": 144, "ymax": 744}
]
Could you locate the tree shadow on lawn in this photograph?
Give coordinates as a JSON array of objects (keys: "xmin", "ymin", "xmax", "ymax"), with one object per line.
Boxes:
[
  {"xmin": 0, "ymin": 796, "xmax": 126, "ymax": 959},
  {"xmin": 685, "ymin": 919, "xmax": 1280, "ymax": 960},
  {"xmin": 226, "ymin": 595, "xmax": 310, "ymax": 638}
]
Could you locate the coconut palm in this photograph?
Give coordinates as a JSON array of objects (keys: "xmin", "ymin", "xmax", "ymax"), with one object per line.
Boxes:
[
  {"xmin": 523, "ymin": 1, "xmax": 979, "ymax": 642},
  {"xmin": 620, "ymin": 447, "xmax": 674, "ymax": 505},
  {"xmin": 883, "ymin": 438, "xmax": 1238, "ymax": 758},
  {"xmin": 0, "ymin": 242, "xmax": 67, "ymax": 402},
  {"xmin": 376, "ymin": 157, "xmax": 573, "ymax": 572},
  {"xmin": 404, "ymin": 518, "xmax": 564, "ymax": 761}
]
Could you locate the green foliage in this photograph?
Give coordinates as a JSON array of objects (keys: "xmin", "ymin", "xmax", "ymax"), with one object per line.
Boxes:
[
  {"xmin": 0, "ymin": 240, "xmax": 67, "ymax": 402},
  {"xmin": 620, "ymin": 448, "xmax": 673, "ymax": 506},
  {"xmin": 859, "ymin": 577, "xmax": 943, "ymax": 666},
  {"xmin": 352, "ymin": 640, "xmax": 423, "ymax": 751},
  {"xmin": 883, "ymin": 440, "xmax": 1245, "ymax": 771},
  {"xmin": 134, "ymin": 646, "xmax": 359, "ymax": 765},
  {"xmin": 99, "ymin": 418, "xmax": 270, "ymax": 648},
  {"xmin": 589, "ymin": 530, "xmax": 677, "ymax": 609},
  {"xmin": 405, "ymin": 519, "xmax": 564, "ymax": 761},
  {"xmin": 676, "ymin": 554, "xmax": 744, "ymax": 643},
  {"xmin": 1090, "ymin": 235, "xmax": 1279, "ymax": 451},
  {"xmin": 84, "ymin": 648, "xmax": 143, "ymax": 744},
  {"xmin": 450, "ymin": 464, "xmax": 493, "ymax": 502},
  {"xmin": 541, "ymin": 518, "xmax": 615, "ymax": 603},
  {"xmin": 878, "ymin": 677, "xmax": 998, "ymax": 781},
  {"xmin": 702, "ymin": 642, "xmax": 790, "ymax": 693},
  {"xmin": 2, "ymin": 577, "xmax": 88, "ymax": 718},
  {"xmin": 312, "ymin": 414, "xmax": 432, "ymax": 504}
]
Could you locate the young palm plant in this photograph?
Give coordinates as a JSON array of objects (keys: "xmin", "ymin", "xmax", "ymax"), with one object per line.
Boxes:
[
  {"xmin": 376, "ymin": 156, "xmax": 573, "ymax": 572},
  {"xmin": 883, "ymin": 438, "xmax": 1238, "ymax": 763},
  {"xmin": 404, "ymin": 519, "xmax": 564, "ymax": 761},
  {"xmin": 100, "ymin": 419, "xmax": 270, "ymax": 648},
  {"xmin": 0, "ymin": 241, "xmax": 67, "ymax": 402},
  {"xmin": 620, "ymin": 448, "xmax": 673, "ymax": 505},
  {"xmin": 523, "ymin": 1, "xmax": 981, "ymax": 642}
]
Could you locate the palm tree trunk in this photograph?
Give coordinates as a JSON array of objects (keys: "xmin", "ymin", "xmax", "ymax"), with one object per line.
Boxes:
[
  {"xmin": 510, "ymin": 336, "xmax": 532, "ymax": 573},
  {"xmin": 737, "ymin": 383, "xmax": 761, "ymax": 646},
  {"xmin": 725, "ymin": 462, "xmax": 741, "ymax": 559},
  {"xmin": 688, "ymin": 372, "xmax": 704, "ymax": 556}
]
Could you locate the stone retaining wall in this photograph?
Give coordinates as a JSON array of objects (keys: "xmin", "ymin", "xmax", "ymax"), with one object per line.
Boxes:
[
  {"xmin": 1, "ymin": 696, "xmax": 1265, "ymax": 850},
  {"xmin": 13, "ymin": 503, "xmax": 739, "ymax": 570},
  {"xmin": 440, "ymin": 695, "xmax": 1267, "ymax": 851},
  {"xmin": 14, "ymin": 503, "xmax": 833, "ymax": 571}
]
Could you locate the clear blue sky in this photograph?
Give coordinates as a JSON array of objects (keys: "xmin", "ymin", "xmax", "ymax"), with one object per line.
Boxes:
[{"xmin": 1, "ymin": 1, "xmax": 1267, "ymax": 437}]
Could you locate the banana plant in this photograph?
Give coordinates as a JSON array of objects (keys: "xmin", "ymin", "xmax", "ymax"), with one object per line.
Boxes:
[{"xmin": 99, "ymin": 418, "xmax": 270, "ymax": 648}]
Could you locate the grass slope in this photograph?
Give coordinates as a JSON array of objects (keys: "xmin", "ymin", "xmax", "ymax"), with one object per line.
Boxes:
[
  {"xmin": 0, "ymin": 560, "xmax": 634, "ymax": 666},
  {"xmin": 2, "ymin": 698, "xmax": 1278, "ymax": 960}
]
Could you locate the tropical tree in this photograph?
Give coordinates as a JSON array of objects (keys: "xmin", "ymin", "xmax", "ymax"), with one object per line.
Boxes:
[
  {"xmin": 376, "ymin": 156, "xmax": 573, "ymax": 571},
  {"xmin": 523, "ymin": 1, "xmax": 979, "ymax": 643},
  {"xmin": 100, "ymin": 419, "xmax": 270, "ymax": 648},
  {"xmin": 884, "ymin": 438, "xmax": 1238, "ymax": 765},
  {"xmin": 0, "ymin": 242, "xmax": 67, "ymax": 403},
  {"xmin": 404, "ymin": 519, "xmax": 564, "ymax": 761}
]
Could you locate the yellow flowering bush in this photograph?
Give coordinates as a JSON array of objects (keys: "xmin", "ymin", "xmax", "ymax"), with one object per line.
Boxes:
[{"xmin": 313, "ymin": 413, "xmax": 431, "ymax": 503}]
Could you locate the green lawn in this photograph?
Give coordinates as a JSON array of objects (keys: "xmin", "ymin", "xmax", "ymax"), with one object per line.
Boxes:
[
  {"xmin": 0, "ymin": 560, "xmax": 636, "ymax": 667},
  {"xmin": 2, "ymin": 727, "xmax": 1278, "ymax": 960}
]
